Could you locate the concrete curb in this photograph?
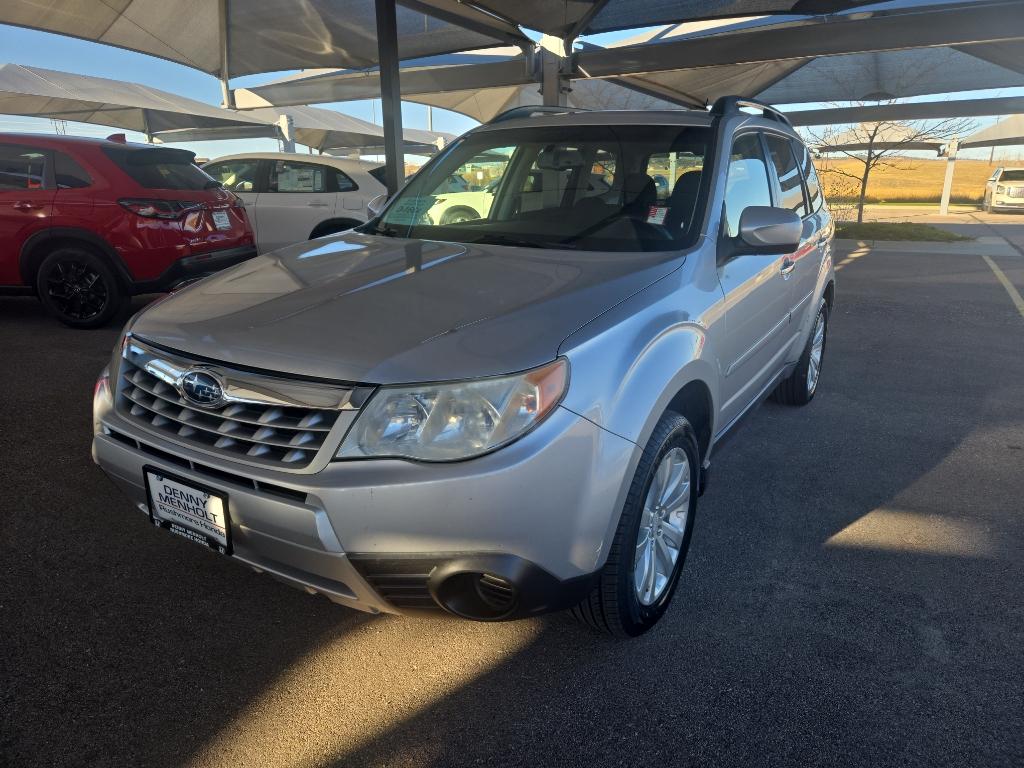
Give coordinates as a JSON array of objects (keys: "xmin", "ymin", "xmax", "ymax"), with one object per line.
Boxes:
[{"xmin": 834, "ymin": 238, "xmax": 1017, "ymax": 257}]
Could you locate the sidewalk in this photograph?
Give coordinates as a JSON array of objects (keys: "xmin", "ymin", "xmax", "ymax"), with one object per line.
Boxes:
[{"xmin": 834, "ymin": 237, "xmax": 1018, "ymax": 257}]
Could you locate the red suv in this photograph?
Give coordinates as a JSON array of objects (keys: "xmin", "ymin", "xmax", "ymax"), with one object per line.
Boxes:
[{"xmin": 0, "ymin": 133, "xmax": 256, "ymax": 328}]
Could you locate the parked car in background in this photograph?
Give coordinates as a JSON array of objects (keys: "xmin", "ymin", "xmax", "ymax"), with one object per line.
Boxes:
[
  {"xmin": 203, "ymin": 153, "xmax": 386, "ymax": 253},
  {"xmin": 983, "ymin": 167, "xmax": 1024, "ymax": 213},
  {"xmin": 0, "ymin": 133, "xmax": 255, "ymax": 328},
  {"xmin": 93, "ymin": 98, "xmax": 834, "ymax": 637}
]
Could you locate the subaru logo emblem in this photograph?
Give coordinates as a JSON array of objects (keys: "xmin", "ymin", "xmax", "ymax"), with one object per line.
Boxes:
[{"xmin": 179, "ymin": 369, "xmax": 225, "ymax": 408}]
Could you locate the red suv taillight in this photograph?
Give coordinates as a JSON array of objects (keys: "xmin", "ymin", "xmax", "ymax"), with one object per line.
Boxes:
[{"xmin": 118, "ymin": 198, "xmax": 202, "ymax": 219}]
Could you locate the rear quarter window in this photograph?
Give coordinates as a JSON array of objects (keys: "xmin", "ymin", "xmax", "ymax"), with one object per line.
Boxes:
[
  {"xmin": 54, "ymin": 152, "xmax": 92, "ymax": 189},
  {"xmin": 103, "ymin": 146, "xmax": 215, "ymax": 190}
]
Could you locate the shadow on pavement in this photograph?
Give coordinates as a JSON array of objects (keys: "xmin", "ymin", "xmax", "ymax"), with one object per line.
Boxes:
[{"xmin": 2, "ymin": 239, "xmax": 1022, "ymax": 768}]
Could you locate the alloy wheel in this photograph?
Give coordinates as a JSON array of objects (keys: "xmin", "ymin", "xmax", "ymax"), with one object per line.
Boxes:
[
  {"xmin": 45, "ymin": 259, "xmax": 109, "ymax": 322},
  {"xmin": 806, "ymin": 309, "xmax": 826, "ymax": 394},
  {"xmin": 634, "ymin": 447, "xmax": 691, "ymax": 606}
]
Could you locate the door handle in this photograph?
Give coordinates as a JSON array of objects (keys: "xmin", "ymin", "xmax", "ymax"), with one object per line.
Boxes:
[
  {"xmin": 306, "ymin": 201, "xmax": 330, "ymax": 208},
  {"xmin": 13, "ymin": 201, "xmax": 43, "ymax": 211},
  {"xmin": 780, "ymin": 257, "xmax": 796, "ymax": 278}
]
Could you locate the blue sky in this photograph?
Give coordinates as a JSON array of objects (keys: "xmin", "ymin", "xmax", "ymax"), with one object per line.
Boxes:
[{"xmin": 0, "ymin": 24, "xmax": 1020, "ymax": 162}]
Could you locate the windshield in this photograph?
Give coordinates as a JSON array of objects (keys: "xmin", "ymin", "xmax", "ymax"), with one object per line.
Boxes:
[
  {"xmin": 366, "ymin": 124, "xmax": 711, "ymax": 252},
  {"xmin": 1000, "ymin": 170, "xmax": 1024, "ymax": 182}
]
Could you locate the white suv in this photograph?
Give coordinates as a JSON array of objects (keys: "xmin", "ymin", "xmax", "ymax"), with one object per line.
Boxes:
[
  {"xmin": 203, "ymin": 152, "xmax": 386, "ymax": 252},
  {"xmin": 984, "ymin": 167, "xmax": 1024, "ymax": 213}
]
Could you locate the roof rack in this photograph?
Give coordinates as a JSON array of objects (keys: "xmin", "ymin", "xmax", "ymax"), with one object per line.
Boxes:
[
  {"xmin": 710, "ymin": 96, "xmax": 792, "ymax": 128},
  {"xmin": 488, "ymin": 105, "xmax": 590, "ymax": 124}
]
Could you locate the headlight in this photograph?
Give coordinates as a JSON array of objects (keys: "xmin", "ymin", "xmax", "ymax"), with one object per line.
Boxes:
[
  {"xmin": 336, "ymin": 358, "xmax": 568, "ymax": 462},
  {"xmin": 93, "ymin": 365, "xmax": 112, "ymax": 436},
  {"xmin": 997, "ymin": 185, "xmax": 1006, "ymax": 194}
]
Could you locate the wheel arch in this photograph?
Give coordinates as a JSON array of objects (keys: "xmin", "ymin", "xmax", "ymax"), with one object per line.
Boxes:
[
  {"xmin": 665, "ymin": 379, "xmax": 714, "ymax": 462},
  {"xmin": 20, "ymin": 228, "xmax": 131, "ymax": 289}
]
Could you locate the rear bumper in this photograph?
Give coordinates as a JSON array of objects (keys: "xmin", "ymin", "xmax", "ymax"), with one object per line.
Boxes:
[{"xmin": 131, "ymin": 244, "xmax": 257, "ymax": 293}]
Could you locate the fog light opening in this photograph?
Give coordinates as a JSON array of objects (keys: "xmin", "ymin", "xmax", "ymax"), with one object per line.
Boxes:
[{"xmin": 435, "ymin": 572, "xmax": 519, "ymax": 620}]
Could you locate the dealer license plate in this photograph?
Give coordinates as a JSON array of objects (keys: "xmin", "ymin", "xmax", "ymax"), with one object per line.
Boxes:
[
  {"xmin": 212, "ymin": 210, "xmax": 231, "ymax": 230},
  {"xmin": 145, "ymin": 469, "xmax": 230, "ymax": 554}
]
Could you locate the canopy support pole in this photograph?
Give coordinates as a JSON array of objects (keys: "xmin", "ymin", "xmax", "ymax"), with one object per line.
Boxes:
[
  {"xmin": 539, "ymin": 35, "xmax": 569, "ymax": 107},
  {"xmin": 939, "ymin": 138, "xmax": 959, "ymax": 216},
  {"xmin": 277, "ymin": 114, "xmax": 296, "ymax": 153},
  {"xmin": 219, "ymin": 0, "xmax": 235, "ymax": 109},
  {"xmin": 375, "ymin": 0, "xmax": 404, "ymax": 195}
]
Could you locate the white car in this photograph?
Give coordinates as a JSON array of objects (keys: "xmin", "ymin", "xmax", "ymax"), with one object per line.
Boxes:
[
  {"xmin": 203, "ymin": 152, "xmax": 386, "ymax": 253},
  {"xmin": 983, "ymin": 167, "xmax": 1024, "ymax": 213}
]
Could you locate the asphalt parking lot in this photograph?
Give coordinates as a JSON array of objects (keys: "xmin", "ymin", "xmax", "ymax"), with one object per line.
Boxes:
[{"xmin": 2, "ymin": 236, "xmax": 1023, "ymax": 767}]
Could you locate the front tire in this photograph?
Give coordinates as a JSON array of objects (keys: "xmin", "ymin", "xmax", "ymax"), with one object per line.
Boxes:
[
  {"xmin": 773, "ymin": 299, "xmax": 828, "ymax": 406},
  {"xmin": 572, "ymin": 412, "xmax": 699, "ymax": 637},
  {"xmin": 36, "ymin": 247, "xmax": 125, "ymax": 329}
]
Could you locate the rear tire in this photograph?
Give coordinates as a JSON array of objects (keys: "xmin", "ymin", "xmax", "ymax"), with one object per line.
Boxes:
[
  {"xmin": 36, "ymin": 247, "xmax": 125, "ymax": 329},
  {"xmin": 772, "ymin": 299, "xmax": 828, "ymax": 406},
  {"xmin": 440, "ymin": 207, "xmax": 478, "ymax": 225},
  {"xmin": 572, "ymin": 411, "xmax": 699, "ymax": 637}
]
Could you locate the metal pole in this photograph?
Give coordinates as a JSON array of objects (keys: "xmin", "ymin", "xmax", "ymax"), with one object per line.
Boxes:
[
  {"xmin": 426, "ymin": 105, "xmax": 433, "ymax": 132},
  {"xmin": 939, "ymin": 138, "xmax": 958, "ymax": 216},
  {"xmin": 219, "ymin": 0, "xmax": 235, "ymax": 108},
  {"xmin": 375, "ymin": 0, "xmax": 404, "ymax": 196},
  {"xmin": 277, "ymin": 114, "xmax": 296, "ymax": 153},
  {"xmin": 539, "ymin": 35, "xmax": 569, "ymax": 107}
]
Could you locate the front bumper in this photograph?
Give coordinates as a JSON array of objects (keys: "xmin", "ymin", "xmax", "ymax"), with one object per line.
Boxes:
[{"xmin": 92, "ymin": 401, "xmax": 637, "ymax": 619}]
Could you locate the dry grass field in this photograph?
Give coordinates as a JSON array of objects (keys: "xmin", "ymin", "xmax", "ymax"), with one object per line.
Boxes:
[{"xmin": 816, "ymin": 156, "xmax": 1011, "ymax": 205}]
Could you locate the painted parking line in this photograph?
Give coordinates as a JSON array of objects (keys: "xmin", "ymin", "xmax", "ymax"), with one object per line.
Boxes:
[{"xmin": 981, "ymin": 254, "xmax": 1024, "ymax": 318}]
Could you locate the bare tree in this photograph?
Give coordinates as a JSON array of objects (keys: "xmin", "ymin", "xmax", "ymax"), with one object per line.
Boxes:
[{"xmin": 805, "ymin": 112, "xmax": 975, "ymax": 223}]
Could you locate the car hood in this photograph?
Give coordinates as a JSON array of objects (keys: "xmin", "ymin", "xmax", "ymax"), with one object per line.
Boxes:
[{"xmin": 130, "ymin": 232, "xmax": 681, "ymax": 384}]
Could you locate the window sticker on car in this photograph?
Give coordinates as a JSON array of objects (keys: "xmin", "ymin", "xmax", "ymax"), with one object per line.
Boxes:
[
  {"xmin": 647, "ymin": 205, "xmax": 668, "ymax": 225},
  {"xmin": 387, "ymin": 196, "xmax": 435, "ymax": 225}
]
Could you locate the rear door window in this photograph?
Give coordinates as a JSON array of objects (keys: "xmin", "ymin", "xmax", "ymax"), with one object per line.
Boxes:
[
  {"xmin": 0, "ymin": 145, "xmax": 48, "ymax": 190},
  {"xmin": 764, "ymin": 134, "xmax": 807, "ymax": 217},
  {"xmin": 103, "ymin": 147, "xmax": 214, "ymax": 190},
  {"xmin": 791, "ymin": 140, "xmax": 822, "ymax": 213},
  {"xmin": 271, "ymin": 160, "xmax": 327, "ymax": 193},
  {"xmin": 53, "ymin": 152, "xmax": 92, "ymax": 189},
  {"xmin": 723, "ymin": 133, "xmax": 773, "ymax": 238}
]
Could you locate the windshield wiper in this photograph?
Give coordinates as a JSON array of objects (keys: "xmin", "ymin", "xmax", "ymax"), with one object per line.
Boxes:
[
  {"xmin": 472, "ymin": 234, "xmax": 573, "ymax": 250},
  {"xmin": 370, "ymin": 223, "xmax": 400, "ymax": 237}
]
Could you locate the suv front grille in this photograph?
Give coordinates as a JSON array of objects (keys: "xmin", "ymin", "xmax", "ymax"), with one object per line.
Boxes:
[{"xmin": 116, "ymin": 338, "xmax": 357, "ymax": 469}]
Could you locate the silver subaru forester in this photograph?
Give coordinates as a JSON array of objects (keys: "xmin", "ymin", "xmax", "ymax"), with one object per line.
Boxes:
[{"xmin": 92, "ymin": 97, "xmax": 834, "ymax": 636}]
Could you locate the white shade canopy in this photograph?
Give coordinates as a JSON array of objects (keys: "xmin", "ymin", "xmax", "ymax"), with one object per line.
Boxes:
[
  {"xmin": 0, "ymin": 63, "xmax": 270, "ymax": 135},
  {"xmin": 153, "ymin": 105, "xmax": 452, "ymax": 153},
  {"xmin": 0, "ymin": 0, "xmax": 528, "ymax": 78},
  {"xmin": 415, "ymin": 0, "xmax": 887, "ymax": 38},
  {"xmin": 961, "ymin": 115, "xmax": 1024, "ymax": 149},
  {"xmin": 578, "ymin": 1, "xmax": 1024, "ymax": 106},
  {"xmin": 815, "ymin": 123, "xmax": 946, "ymax": 153},
  {"xmin": 236, "ymin": 49, "xmax": 683, "ymax": 122},
  {"xmin": 787, "ymin": 97, "xmax": 1024, "ymax": 127},
  {"xmin": 238, "ymin": 0, "xmax": 1024, "ymax": 122}
]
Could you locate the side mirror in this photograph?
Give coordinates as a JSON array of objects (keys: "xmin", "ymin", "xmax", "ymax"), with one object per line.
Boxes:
[
  {"xmin": 737, "ymin": 206, "xmax": 802, "ymax": 254},
  {"xmin": 367, "ymin": 193, "xmax": 388, "ymax": 220}
]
